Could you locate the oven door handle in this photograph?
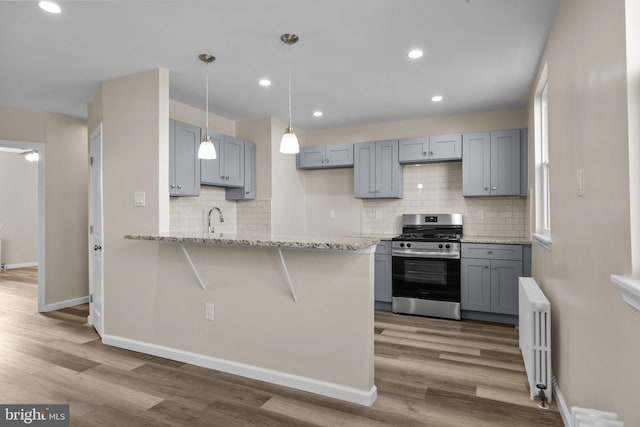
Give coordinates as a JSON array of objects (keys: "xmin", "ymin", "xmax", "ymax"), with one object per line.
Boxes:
[{"xmin": 392, "ymin": 250, "xmax": 460, "ymax": 259}]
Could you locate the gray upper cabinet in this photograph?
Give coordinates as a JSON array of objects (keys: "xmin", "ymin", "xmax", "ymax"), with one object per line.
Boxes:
[
  {"xmin": 297, "ymin": 144, "xmax": 354, "ymax": 169},
  {"xmin": 462, "ymin": 129, "xmax": 523, "ymax": 197},
  {"xmin": 201, "ymin": 134, "xmax": 245, "ymax": 188},
  {"xmin": 354, "ymin": 140, "xmax": 402, "ymax": 198},
  {"xmin": 399, "ymin": 134, "xmax": 462, "ymax": 164},
  {"xmin": 169, "ymin": 119, "xmax": 201, "ymax": 197},
  {"xmin": 225, "ymin": 141, "xmax": 256, "ymax": 201}
]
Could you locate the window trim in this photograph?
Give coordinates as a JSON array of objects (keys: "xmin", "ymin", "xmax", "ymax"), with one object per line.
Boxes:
[{"xmin": 533, "ymin": 63, "xmax": 552, "ymax": 249}]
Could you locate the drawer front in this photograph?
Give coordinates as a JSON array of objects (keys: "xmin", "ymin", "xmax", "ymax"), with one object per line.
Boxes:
[
  {"xmin": 376, "ymin": 240, "xmax": 392, "ymax": 255},
  {"xmin": 461, "ymin": 243, "xmax": 522, "ymax": 261}
]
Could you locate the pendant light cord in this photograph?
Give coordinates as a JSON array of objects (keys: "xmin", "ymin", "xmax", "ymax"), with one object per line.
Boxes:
[
  {"xmin": 288, "ymin": 43, "xmax": 292, "ymax": 129},
  {"xmin": 205, "ymin": 63, "xmax": 209, "ymax": 135}
]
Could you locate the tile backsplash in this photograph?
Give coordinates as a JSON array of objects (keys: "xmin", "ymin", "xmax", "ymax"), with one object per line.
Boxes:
[
  {"xmin": 170, "ymin": 186, "xmax": 237, "ymax": 234},
  {"xmin": 361, "ymin": 162, "xmax": 527, "ymax": 238}
]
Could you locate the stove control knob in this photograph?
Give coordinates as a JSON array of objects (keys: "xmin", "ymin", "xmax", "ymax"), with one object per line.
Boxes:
[
  {"xmin": 406, "ymin": 243, "xmax": 412, "ymax": 248},
  {"xmin": 438, "ymin": 244, "xmax": 443, "ymax": 249},
  {"xmin": 445, "ymin": 244, "xmax": 451, "ymax": 249},
  {"xmin": 399, "ymin": 243, "xmax": 405, "ymax": 248}
]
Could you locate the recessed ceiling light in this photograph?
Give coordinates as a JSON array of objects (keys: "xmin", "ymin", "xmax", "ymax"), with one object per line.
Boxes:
[
  {"xmin": 258, "ymin": 79, "xmax": 271, "ymax": 87},
  {"xmin": 313, "ymin": 111, "xmax": 323, "ymax": 117},
  {"xmin": 38, "ymin": 1, "xmax": 61, "ymax": 14},
  {"xmin": 408, "ymin": 49, "xmax": 423, "ymax": 59},
  {"xmin": 431, "ymin": 95, "xmax": 443, "ymax": 102}
]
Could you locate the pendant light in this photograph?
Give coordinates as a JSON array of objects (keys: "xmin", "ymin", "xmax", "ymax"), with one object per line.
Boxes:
[
  {"xmin": 198, "ymin": 53, "xmax": 217, "ymax": 160},
  {"xmin": 280, "ymin": 33, "xmax": 300, "ymax": 154}
]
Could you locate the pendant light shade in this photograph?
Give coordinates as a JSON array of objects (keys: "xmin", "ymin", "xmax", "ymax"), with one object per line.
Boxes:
[
  {"xmin": 280, "ymin": 33, "xmax": 300, "ymax": 154},
  {"xmin": 198, "ymin": 53, "xmax": 217, "ymax": 160}
]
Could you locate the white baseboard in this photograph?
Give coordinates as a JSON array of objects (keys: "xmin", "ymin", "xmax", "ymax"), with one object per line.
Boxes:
[
  {"xmin": 552, "ymin": 374, "xmax": 571, "ymax": 427},
  {"xmin": 40, "ymin": 295, "xmax": 90, "ymax": 313},
  {"xmin": 2, "ymin": 261, "xmax": 38, "ymax": 270},
  {"xmin": 103, "ymin": 334, "xmax": 377, "ymax": 407}
]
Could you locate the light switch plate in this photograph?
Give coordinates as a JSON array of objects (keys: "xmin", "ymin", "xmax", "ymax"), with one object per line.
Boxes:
[
  {"xmin": 205, "ymin": 303, "xmax": 214, "ymax": 320},
  {"xmin": 134, "ymin": 191, "xmax": 145, "ymax": 207},
  {"xmin": 329, "ymin": 209, "xmax": 336, "ymax": 219},
  {"xmin": 577, "ymin": 169, "xmax": 584, "ymax": 197},
  {"xmin": 375, "ymin": 210, "xmax": 383, "ymax": 220}
]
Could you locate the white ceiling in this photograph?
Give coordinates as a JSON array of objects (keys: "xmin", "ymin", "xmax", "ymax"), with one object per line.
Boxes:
[{"xmin": 0, "ymin": 0, "xmax": 558, "ymax": 130}]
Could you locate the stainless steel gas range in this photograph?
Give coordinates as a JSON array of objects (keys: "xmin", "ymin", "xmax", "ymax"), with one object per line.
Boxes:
[{"xmin": 391, "ymin": 213, "xmax": 463, "ymax": 320}]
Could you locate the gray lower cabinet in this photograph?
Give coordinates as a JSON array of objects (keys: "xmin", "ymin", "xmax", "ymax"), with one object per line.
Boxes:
[
  {"xmin": 399, "ymin": 134, "xmax": 462, "ymax": 164},
  {"xmin": 462, "ymin": 129, "xmax": 525, "ymax": 197},
  {"xmin": 461, "ymin": 243, "xmax": 524, "ymax": 318},
  {"xmin": 374, "ymin": 241, "xmax": 392, "ymax": 311},
  {"xmin": 225, "ymin": 141, "xmax": 256, "ymax": 200},
  {"xmin": 201, "ymin": 134, "xmax": 245, "ymax": 188},
  {"xmin": 297, "ymin": 144, "xmax": 353, "ymax": 169},
  {"xmin": 354, "ymin": 140, "xmax": 403, "ymax": 198},
  {"xmin": 169, "ymin": 119, "xmax": 201, "ymax": 196}
]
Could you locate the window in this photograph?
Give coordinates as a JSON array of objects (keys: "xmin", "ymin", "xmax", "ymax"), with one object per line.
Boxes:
[{"xmin": 533, "ymin": 64, "xmax": 552, "ymax": 248}]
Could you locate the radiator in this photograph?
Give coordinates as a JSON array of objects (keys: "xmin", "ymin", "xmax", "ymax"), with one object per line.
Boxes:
[
  {"xmin": 519, "ymin": 277, "xmax": 552, "ymax": 402},
  {"xmin": 572, "ymin": 407, "xmax": 623, "ymax": 427}
]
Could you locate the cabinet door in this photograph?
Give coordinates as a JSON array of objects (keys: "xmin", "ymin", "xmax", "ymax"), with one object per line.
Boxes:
[
  {"xmin": 374, "ymin": 254, "xmax": 392, "ymax": 303},
  {"xmin": 375, "ymin": 139, "xmax": 402, "ymax": 198},
  {"xmin": 200, "ymin": 131, "xmax": 224, "ymax": 185},
  {"xmin": 225, "ymin": 141, "xmax": 255, "ymax": 200},
  {"xmin": 490, "ymin": 129, "xmax": 521, "ymax": 196},
  {"xmin": 461, "ymin": 258, "xmax": 491, "ymax": 312},
  {"xmin": 354, "ymin": 141, "xmax": 376, "ymax": 198},
  {"xmin": 462, "ymin": 132, "xmax": 491, "ymax": 196},
  {"xmin": 223, "ymin": 136, "xmax": 245, "ymax": 187},
  {"xmin": 326, "ymin": 144, "xmax": 354, "ymax": 167},
  {"xmin": 298, "ymin": 146, "xmax": 326, "ymax": 169},
  {"xmin": 490, "ymin": 259, "xmax": 522, "ymax": 315},
  {"xmin": 398, "ymin": 137, "xmax": 429, "ymax": 163},
  {"xmin": 429, "ymin": 134, "xmax": 462, "ymax": 161},
  {"xmin": 172, "ymin": 120, "xmax": 201, "ymax": 196}
]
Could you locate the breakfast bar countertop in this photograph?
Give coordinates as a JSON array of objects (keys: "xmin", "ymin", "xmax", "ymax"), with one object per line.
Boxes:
[{"xmin": 124, "ymin": 232, "xmax": 382, "ymax": 251}]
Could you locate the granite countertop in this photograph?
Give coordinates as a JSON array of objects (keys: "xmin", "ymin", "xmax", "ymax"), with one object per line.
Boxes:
[
  {"xmin": 124, "ymin": 232, "xmax": 382, "ymax": 251},
  {"xmin": 461, "ymin": 236, "xmax": 532, "ymax": 245}
]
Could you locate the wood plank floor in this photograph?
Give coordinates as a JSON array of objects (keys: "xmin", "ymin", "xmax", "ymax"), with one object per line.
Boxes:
[{"xmin": 0, "ymin": 267, "xmax": 562, "ymax": 426}]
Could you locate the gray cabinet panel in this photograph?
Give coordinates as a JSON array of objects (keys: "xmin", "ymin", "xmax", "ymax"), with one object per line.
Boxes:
[
  {"xmin": 298, "ymin": 146, "xmax": 325, "ymax": 168},
  {"xmin": 429, "ymin": 134, "xmax": 462, "ymax": 161},
  {"xmin": 490, "ymin": 259, "xmax": 522, "ymax": 315},
  {"xmin": 399, "ymin": 137, "xmax": 429, "ymax": 163},
  {"xmin": 462, "ymin": 132, "xmax": 491, "ymax": 196},
  {"xmin": 376, "ymin": 140, "xmax": 401, "ymax": 198},
  {"xmin": 325, "ymin": 144, "xmax": 354, "ymax": 167},
  {"xmin": 297, "ymin": 144, "xmax": 354, "ymax": 169},
  {"xmin": 520, "ymin": 129, "xmax": 528, "ymax": 196},
  {"xmin": 461, "ymin": 244, "xmax": 522, "ymax": 261},
  {"xmin": 225, "ymin": 141, "xmax": 256, "ymax": 200},
  {"xmin": 200, "ymin": 131, "xmax": 224, "ymax": 186},
  {"xmin": 461, "ymin": 258, "xmax": 492, "ymax": 312},
  {"xmin": 170, "ymin": 119, "xmax": 200, "ymax": 196},
  {"xmin": 490, "ymin": 129, "xmax": 520, "ymax": 196},
  {"xmin": 375, "ymin": 241, "xmax": 392, "ymax": 303},
  {"xmin": 354, "ymin": 141, "xmax": 376, "ymax": 198},
  {"xmin": 223, "ymin": 136, "xmax": 245, "ymax": 187}
]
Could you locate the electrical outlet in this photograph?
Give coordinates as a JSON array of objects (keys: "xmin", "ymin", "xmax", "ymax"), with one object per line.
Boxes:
[
  {"xmin": 205, "ymin": 303, "xmax": 214, "ymax": 320},
  {"xmin": 375, "ymin": 210, "xmax": 383, "ymax": 220},
  {"xmin": 477, "ymin": 210, "xmax": 484, "ymax": 219},
  {"xmin": 134, "ymin": 191, "xmax": 145, "ymax": 207},
  {"xmin": 329, "ymin": 209, "xmax": 336, "ymax": 219}
]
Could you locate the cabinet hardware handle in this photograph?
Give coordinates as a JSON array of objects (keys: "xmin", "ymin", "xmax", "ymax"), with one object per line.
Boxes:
[
  {"xmin": 484, "ymin": 265, "xmax": 489, "ymax": 269},
  {"xmin": 484, "ymin": 187, "xmax": 489, "ymax": 191},
  {"xmin": 487, "ymin": 251, "xmax": 493, "ymax": 254},
  {"xmin": 221, "ymin": 175, "xmax": 225, "ymax": 179},
  {"xmin": 170, "ymin": 184, "xmax": 176, "ymax": 189},
  {"xmin": 321, "ymin": 159, "xmax": 324, "ymax": 164},
  {"xmin": 429, "ymin": 151, "xmax": 434, "ymax": 156},
  {"xmin": 326, "ymin": 159, "xmax": 329, "ymax": 163},
  {"xmin": 245, "ymin": 191, "xmax": 250, "ymax": 194},
  {"xmin": 423, "ymin": 152, "xmax": 427, "ymax": 156},
  {"xmin": 177, "ymin": 185, "xmax": 182, "ymax": 189}
]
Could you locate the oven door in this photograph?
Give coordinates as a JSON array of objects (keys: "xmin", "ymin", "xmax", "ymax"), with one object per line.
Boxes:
[{"xmin": 392, "ymin": 256, "xmax": 460, "ymax": 302}]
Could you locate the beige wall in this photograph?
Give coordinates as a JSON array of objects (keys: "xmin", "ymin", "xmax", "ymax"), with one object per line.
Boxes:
[
  {"xmin": 0, "ymin": 106, "xmax": 88, "ymax": 307},
  {"xmin": 0, "ymin": 152, "xmax": 38, "ymax": 266},
  {"xmin": 527, "ymin": 0, "xmax": 639, "ymax": 424}
]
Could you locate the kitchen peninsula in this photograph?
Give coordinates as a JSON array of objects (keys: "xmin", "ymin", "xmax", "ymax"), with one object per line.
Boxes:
[{"xmin": 117, "ymin": 233, "xmax": 379, "ymax": 406}]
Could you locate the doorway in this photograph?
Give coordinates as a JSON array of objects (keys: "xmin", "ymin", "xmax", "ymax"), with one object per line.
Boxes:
[{"xmin": 0, "ymin": 140, "xmax": 46, "ymax": 311}]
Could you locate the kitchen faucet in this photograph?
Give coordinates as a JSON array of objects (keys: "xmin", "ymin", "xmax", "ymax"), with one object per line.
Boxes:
[{"xmin": 208, "ymin": 207, "xmax": 224, "ymax": 233}]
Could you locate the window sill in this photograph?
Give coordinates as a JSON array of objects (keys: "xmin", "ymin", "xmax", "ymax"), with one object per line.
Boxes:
[
  {"xmin": 532, "ymin": 233, "xmax": 552, "ymax": 250},
  {"xmin": 611, "ymin": 275, "xmax": 640, "ymax": 312}
]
